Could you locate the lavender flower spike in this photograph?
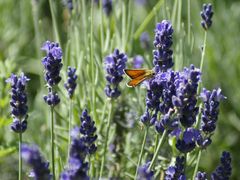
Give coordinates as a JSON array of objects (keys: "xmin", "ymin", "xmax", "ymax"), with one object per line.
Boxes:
[
  {"xmin": 21, "ymin": 144, "xmax": 51, "ymax": 180},
  {"xmin": 133, "ymin": 55, "xmax": 144, "ymax": 69},
  {"xmin": 200, "ymin": 88, "xmax": 225, "ymax": 134},
  {"xmin": 103, "ymin": 0, "xmax": 112, "ymax": 16},
  {"xmin": 64, "ymin": 67, "xmax": 78, "ymax": 99},
  {"xmin": 104, "ymin": 49, "xmax": 127, "ymax": 99},
  {"xmin": 153, "ymin": 20, "xmax": 174, "ymax": 72},
  {"xmin": 43, "ymin": 90, "xmax": 60, "ymax": 107},
  {"xmin": 41, "ymin": 41, "xmax": 63, "ymax": 87},
  {"xmin": 80, "ymin": 109, "xmax": 97, "ymax": 154},
  {"xmin": 60, "ymin": 128, "xmax": 89, "ymax": 180},
  {"xmin": 200, "ymin": 3, "xmax": 214, "ymax": 30},
  {"xmin": 195, "ymin": 171, "xmax": 207, "ymax": 180},
  {"xmin": 211, "ymin": 151, "xmax": 232, "ymax": 180},
  {"xmin": 137, "ymin": 162, "xmax": 154, "ymax": 180},
  {"xmin": 6, "ymin": 73, "xmax": 30, "ymax": 133},
  {"xmin": 172, "ymin": 65, "xmax": 201, "ymax": 127},
  {"xmin": 140, "ymin": 32, "xmax": 150, "ymax": 50},
  {"xmin": 165, "ymin": 156, "xmax": 186, "ymax": 180},
  {"xmin": 41, "ymin": 41, "xmax": 63, "ymax": 106}
]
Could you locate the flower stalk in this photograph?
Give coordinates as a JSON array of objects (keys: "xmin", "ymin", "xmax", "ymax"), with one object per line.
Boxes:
[
  {"xmin": 148, "ymin": 130, "xmax": 167, "ymax": 170},
  {"xmin": 193, "ymin": 149, "xmax": 202, "ymax": 179},
  {"xmin": 134, "ymin": 127, "xmax": 149, "ymax": 180},
  {"xmin": 50, "ymin": 106, "xmax": 55, "ymax": 180},
  {"xmin": 99, "ymin": 100, "xmax": 114, "ymax": 178},
  {"xmin": 19, "ymin": 132, "xmax": 22, "ymax": 180}
]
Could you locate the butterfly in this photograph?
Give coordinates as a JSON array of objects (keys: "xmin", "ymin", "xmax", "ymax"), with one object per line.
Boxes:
[{"xmin": 124, "ymin": 69, "xmax": 155, "ymax": 87}]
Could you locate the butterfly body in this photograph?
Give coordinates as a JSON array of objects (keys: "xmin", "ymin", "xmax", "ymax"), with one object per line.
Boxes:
[{"xmin": 124, "ymin": 69, "xmax": 155, "ymax": 87}]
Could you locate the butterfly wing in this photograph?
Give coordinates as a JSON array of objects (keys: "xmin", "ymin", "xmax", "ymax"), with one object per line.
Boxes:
[
  {"xmin": 127, "ymin": 74, "xmax": 149, "ymax": 87},
  {"xmin": 124, "ymin": 69, "xmax": 148, "ymax": 79}
]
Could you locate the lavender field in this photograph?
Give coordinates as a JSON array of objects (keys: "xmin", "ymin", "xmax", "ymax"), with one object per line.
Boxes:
[{"xmin": 0, "ymin": 0, "xmax": 239, "ymax": 179}]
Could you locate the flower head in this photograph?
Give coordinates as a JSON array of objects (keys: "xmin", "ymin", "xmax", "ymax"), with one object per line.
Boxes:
[
  {"xmin": 103, "ymin": 0, "xmax": 112, "ymax": 16},
  {"xmin": 137, "ymin": 162, "xmax": 154, "ymax": 180},
  {"xmin": 200, "ymin": 88, "xmax": 225, "ymax": 134},
  {"xmin": 133, "ymin": 55, "xmax": 144, "ymax": 69},
  {"xmin": 21, "ymin": 144, "xmax": 51, "ymax": 180},
  {"xmin": 140, "ymin": 32, "xmax": 150, "ymax": 50},
  {"xmin": 43, "ymin": 90, "xmax": 60, "ymax": 107},
  {"xmin": 195, "ymin": 171, "xmax": 207, "ymax": 180},
  {"xmin": 41, "ymin": 41, "xmax": 63, "ymax": 87},
  {"xmin": 6, "ymin": 73, "xmax": 30, "ymax": 133},
  {"xmin": 153, "ymin": 20, "xmax": 174, "ymax": 72},
  {"xmin": 60, "ymin": 130, "xmax": 89, "ymax": 180},
  {"xmin": 173, "ymin": 65, "xmax": 201, "ymax": 127},
  {"xmin": 104, "ymin": 49, "xmax": 127, "ymax": 99},
  {"xmin": 200, "ymin": 3, "xmax": 214, "ymax": 30},
  {"xmin": 80, "ymin": 109, "xmax": 97, "ymax": 154},
  {"xmin": 142, "ymin": 70, "xmax": 176, "ymax": 127},
  {"xmin": 64, "ymin": 67, "xmax": 78, "ymax": 99},
  {"xmin": 211, "ymin": 151, "xmax": 232, "ymax": 180},
  {"xmin": 67, "ymin": 0, "xmax": 73, "ymax": 11},
  {"xmin": 165, "ymin": 156, "xmax": 186, "ymax": 180},
  {"xmin": 176, "ymin": 128, "xmax": 200, "ymax": 153}
]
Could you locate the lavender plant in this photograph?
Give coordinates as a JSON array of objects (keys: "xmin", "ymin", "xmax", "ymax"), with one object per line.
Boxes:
[
  {"xmin": 64, "ymin": 66, "xmax": 78, "ymax": 156},
  {"xmin": 3, "ymin": 1, "xmax": 236, "ymax": 179},
  {"xmin": 41, "ymin": 40, "xmax": 63, "ymax": 180},
  {"xmin": 61, "ymin": 109, "xmax": 97, "ymax": 180},
  {"xmin": 100, "ymin": 48, "xmax": 128, "ymax": 178},
  {"xmin": 21, "ymin": 144, "xmax": 51, "ymax": 180},
  {"xmin": 60, "ymin": 129, "xmax": 89, "ymax": 180},
  {"xmin": 6, "ymin": 73, "xmax": 30, "ymax": 180}
]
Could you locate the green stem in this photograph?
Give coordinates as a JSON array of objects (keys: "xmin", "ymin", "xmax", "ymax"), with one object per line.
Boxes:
[
  {"xmin": 195, "ymin": 31, "xmax": 208, "ymax": 129},
  {"xmin": 99, "ymin": 101, "xmax": 114, "ymax": 179},
  {"xmin": 90, "ymin": 0, "xmax": 97, "ymax": 123},
  {"xmin": 133, "ymin": 0, "xmax": 164, "ymax": 39},
  {"xmin": 184, "ymin": 153, "xmax": 187, "ymax": 174},
  {"xmin": 199, "ymin": 31, "xmax": 208, "ymax": 74},
  {"xmin": 154, "ymin": 134, "xmax": 160, "ymax": 152},
  {"xmin": 19, "ymin": 132, "xmax": 22, "ymax": 180},
  {"xmin": 67, "ymin": 99, "xmax": 73, "ymax": 161},
  {"xmin": 187, "ymin": 0, "xmax": 191, "ymax": 45},
  {"xmin": 148, "ymin": 130, "xmax": 167, "ymax": 170},
  {"xmin": 192, "ymin": 150, "xmax": 202, "ymax": 179},
  {"xmin": 51, "ymin": 107, "xmax": 55, "ymax": 180},
  {"xmin": 49, "ymin": 0, "xmax": 60, "ymax": 44},
  {"xmin": 134, "ymin": 128, "xmax": 149, "ymax": 180},
  {"xmin": 31, "ymin": 0, "xmax": 41, "ymax": 59}
]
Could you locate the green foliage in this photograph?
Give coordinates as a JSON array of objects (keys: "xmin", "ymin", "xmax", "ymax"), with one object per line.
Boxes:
[{"xmin": 0, "ymin": 0, "xmax": 239, "ymax": 179}]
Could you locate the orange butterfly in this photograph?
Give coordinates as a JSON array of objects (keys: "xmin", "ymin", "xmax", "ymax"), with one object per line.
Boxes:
[{"xmin": 124, "ymin": 69, "xmax": 155, "ymax": 87}]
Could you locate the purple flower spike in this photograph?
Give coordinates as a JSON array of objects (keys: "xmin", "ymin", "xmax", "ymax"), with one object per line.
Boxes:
[
  {"xmin": 200, "ymin": 88, "xmax": 225, "ymax": 134},
  {"xmin": 173, "ymin": 65, "xmax": 201, "ymax": 127},
  {"xmin": 195, "ymin": 171, "xmax": 207, "ymax": 180},
  {"xmin": 104, "ymin": 49, "xmax": 127, "ymax": 99},
  {"xmin": 64, "ymin": 67, "xmax": 78, "ymax": 99},
  {"xmin": 137, "ymin": 162, "xmax": 154, "ymax": 180},
  {"xmin": 165, "ymin": 156, "xmax": 186, "ymax": 180},
  {"xmin": 43, "ymin": 91, "xmax": 60, "ymax": 107},
  {"xmin": 200, "ymin": 4, "xmax": 214, "ymax": 30},
  {"xmin": 60, "ymin": 137, "xmax": 89, "ymax": 180},
  {"xmin": 103, "ymin": 0, "xmax": 112, "ymax": 16},
  {"xmin": 21, "ymin": 144, "xmax": 51, "ymax": 180},
  {"xmin": 211, "ymin": 151, "xmax": 232, "ymax": 180},
  {"xmin": 133, "ymin": 55, "xmax": 144, "ymax": 68},
  {"xmin": 153, "ymin": 20, "xmax": 174, "ymax": 72},
  {"xmin": 6, "ymin": 73, "xmax": 30, "ymax": 133},
  {"xmin": 140, "ymin": 32, "xmax": 150, "ymax": 50},
  {"xmin": 41, "ymin": 41, "xmax": 63, "ymax": 87},
  {"xmin": 80, "ymin": 109, "xmax": 97, "ymax": 154},
  {"xmin": 176, "ymin": 128, "xmax": 200, "ymax": 153}
]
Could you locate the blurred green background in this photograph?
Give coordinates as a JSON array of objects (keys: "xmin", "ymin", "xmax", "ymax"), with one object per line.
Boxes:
[{"xmin": 0, "ymin": 0, "xmax": 240, "ymax": 179}]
